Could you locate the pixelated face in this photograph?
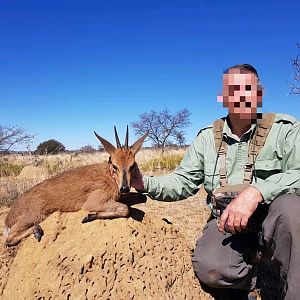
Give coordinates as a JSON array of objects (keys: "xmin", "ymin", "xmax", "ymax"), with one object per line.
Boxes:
[{"xmin": 217, "ymin": 68, "xmax": 263, "ymax": 119}]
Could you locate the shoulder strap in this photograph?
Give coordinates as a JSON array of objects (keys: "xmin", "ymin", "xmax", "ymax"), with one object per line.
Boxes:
[
  {"xmin": 213, "ymin": 118, "xmax": 228, "ymax": 187},
  {"xmin": 212, "ymin": 113, "xmax": 276, "ymax": 186},
  {"xmin": 249, "ymin": 113, "xmax": 276, "ymax": 159},
  {"xmin": 245, "ymin": 113, "xmax": 276, "ymax": 183},
  {"xmin": 212, "ymin": 118, "xmax": 225, "ymax": 152}
]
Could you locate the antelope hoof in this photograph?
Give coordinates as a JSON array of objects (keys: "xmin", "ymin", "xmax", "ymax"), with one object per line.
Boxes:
[
  {"xmin": 82, "ymin": 213, "xmax": 96, "ymax": 223},
  {"xmin": 33, "ymin": 224, "xmax": 44, "ymax": 242}
]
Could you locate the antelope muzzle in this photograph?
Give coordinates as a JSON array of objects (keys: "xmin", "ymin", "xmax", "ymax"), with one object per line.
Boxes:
[{"xmin": 120, "ymin": 169, "xmax": 130, "ymax": 193}]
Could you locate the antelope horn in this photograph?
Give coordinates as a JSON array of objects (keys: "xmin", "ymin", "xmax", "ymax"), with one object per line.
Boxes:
[
  {"xmin": 114, "ymin": 126, "xmax": 121, "ymax": 148},
  {"xmin": 125, "ymin": 125, "xmax": 129, "ymax": 148}
]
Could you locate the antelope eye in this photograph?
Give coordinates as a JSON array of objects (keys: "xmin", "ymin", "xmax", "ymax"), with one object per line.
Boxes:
[{"xmin": 112, "ymin": 165, "xmax": 118, "ymax": 172}]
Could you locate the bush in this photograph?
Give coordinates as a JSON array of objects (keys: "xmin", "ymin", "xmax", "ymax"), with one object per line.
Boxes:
[
  {"xmin": 0, "ymin": 163, "xmax": 24, "ymax": 177},
  {"xmin": 141, "ymin": 154, "xmax": 184, "ymax": 172},
  {"xmin": 78, "ymin": 145, "xmax": 97, "ymax": 153},
  {"xmin": 36, "ymin": 139, "xmax": 66, "ymax": 155}
]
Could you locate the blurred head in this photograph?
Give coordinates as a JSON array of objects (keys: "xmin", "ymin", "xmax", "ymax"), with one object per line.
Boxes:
[{"xmin": 217, "ymin": 64, "xmax": 263, "ymax": 120}]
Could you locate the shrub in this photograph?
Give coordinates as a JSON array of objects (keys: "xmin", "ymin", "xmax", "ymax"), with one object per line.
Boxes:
[
  {"xmin": 78, "ymin": 145, "xmax": 97, "ymax": 153},
  {"xmin": 36, "ymin": 139, "xmax": 66, "ymax": 155},
  {"xmin": 0, "ymin": 163, "xmax": 24, "ymax": 177},
  {"xmin": 141, "ymin": 154, "xmax": 184, "ymax": 172}
]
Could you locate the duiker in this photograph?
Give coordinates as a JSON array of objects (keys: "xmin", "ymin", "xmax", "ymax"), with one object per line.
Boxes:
[{"xmin": 4, "ymin": 127, "xmax": 147, "ymax": 246}]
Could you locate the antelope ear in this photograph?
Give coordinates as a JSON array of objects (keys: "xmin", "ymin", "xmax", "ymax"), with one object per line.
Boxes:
[
  {"xmin": 94, "ymin": 131, "xmax": 116, "ymax": 155},
  {"xmin": 130, "ymin": 133, "xmax": 148, "ymax": 155}
]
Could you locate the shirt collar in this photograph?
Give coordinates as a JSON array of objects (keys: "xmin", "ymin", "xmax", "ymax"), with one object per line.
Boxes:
[{"xmin": 223, "ymin": 115, "xmax": 256, "ymax": 142}]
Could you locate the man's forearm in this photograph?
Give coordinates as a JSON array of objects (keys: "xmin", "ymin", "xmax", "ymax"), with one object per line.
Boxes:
[{"xmin": 143, "ymin": 172, "xmax": 201, "ymax": 201}]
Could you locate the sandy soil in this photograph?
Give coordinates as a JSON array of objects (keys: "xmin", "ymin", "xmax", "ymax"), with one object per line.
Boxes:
[{"xmin": 0, "ymin": 189, "xmax": 214, "ymax": 299}]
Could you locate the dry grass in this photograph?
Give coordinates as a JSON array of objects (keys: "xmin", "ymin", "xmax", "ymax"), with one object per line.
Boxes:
[{"xmin": 1, "ymin": 152, "xmax": 109, "ymax": 173}]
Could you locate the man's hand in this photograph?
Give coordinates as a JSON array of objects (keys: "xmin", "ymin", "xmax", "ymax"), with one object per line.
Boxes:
[
  {"xmin": 130, "ymin": 165, "xmax": 145, "ymax": 192},
  {"xmin": 218, "ymin": 186, "xmax": 263, "ymax": 234}
]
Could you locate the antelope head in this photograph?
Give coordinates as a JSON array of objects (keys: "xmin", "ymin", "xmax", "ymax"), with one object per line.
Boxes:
[{"xmin": 94, "ymin": 126, "xmax": 147, "ymax": 193}]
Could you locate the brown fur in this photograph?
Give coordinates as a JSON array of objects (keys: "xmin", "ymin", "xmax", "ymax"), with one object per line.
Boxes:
[
  {"xmin": 5, "ymin": 164, "xmax": 119, "ymax": 228},
  {"xmin": 4, "ymin": 129, "xmax": 147, "ymax": 246}
]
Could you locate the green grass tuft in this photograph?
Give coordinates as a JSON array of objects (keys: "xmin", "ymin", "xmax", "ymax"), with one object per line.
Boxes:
[
  {"xmin": 141, "ymin": 154, "xmax": 184, "ymax": 172},
  {"xmin": 0, "ymin": 163, "xmax": 24, "ymax": 177}
]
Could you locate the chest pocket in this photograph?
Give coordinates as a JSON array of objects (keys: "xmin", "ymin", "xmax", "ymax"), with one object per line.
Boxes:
[{"xmin": 254, "ymin": 159, "xmax": 282, "ymax": 180}]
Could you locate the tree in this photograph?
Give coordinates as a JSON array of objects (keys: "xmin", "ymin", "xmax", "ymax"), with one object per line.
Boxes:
[
  {"xmin": 131, "ymin": 108, "xmax": 191, "ymax": 152},
  {"xmin": 36, "ymin": 139, "xmax": 66, "ymax": 155},
  {"xmin": 174, "ymin": 131, "xmax": 186, "ymax": 147},
  {"xmin": 0, "ymin": 125, "xmax": 34, "ymax": 154},
  {"xmin": 290, "ymin": 43, "xmax": 300, "ymax": 94},
  {"xmin": 78, "ymin": 145, "xmax": 97, "ymax": 153}
]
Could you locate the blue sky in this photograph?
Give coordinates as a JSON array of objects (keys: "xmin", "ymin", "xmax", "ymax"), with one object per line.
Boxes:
[{"xmin": 1, "ymin": 1, "xmax": 299, "ymax": 150}]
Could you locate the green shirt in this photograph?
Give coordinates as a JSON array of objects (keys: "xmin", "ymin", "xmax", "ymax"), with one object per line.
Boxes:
[{"xmin": 144, "ymin": 113, "xmax": 300, "ymax": 205}]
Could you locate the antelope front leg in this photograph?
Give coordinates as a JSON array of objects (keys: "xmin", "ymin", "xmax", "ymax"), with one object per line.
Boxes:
[
  {"xmin": 5, "ymin": 224, "xmax": 44, "ymax": 247},
  {"xmin": 82, "ymin": 201, "xmax": 129, "ymax": 223}
]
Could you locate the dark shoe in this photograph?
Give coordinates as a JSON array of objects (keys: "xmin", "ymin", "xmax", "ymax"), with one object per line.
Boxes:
[
  {"xmin": 200, "ymin": 282, "xmax": 256, "ymax": 300},
  {"xmin": 212, "ymin": 289, "xmax": 249, "ymax": 300}
]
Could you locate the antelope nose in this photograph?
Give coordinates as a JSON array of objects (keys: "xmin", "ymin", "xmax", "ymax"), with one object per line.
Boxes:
[{"xmin": 120, "ymin": 186, "xmax": 130, "ymax": 193}]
